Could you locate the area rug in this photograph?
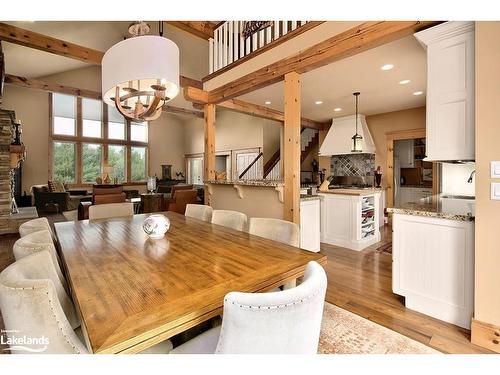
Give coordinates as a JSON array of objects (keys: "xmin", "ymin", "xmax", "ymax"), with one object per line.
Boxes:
[
  {"xmin": 376, "ymin": 242, "xmax": 392, "ymax": 254},
  {"xmin": 318, "ymin": 303, "xmax": 439, "ymax": 354},
  {"xmin": 62, "ymin": 210, "xmax": 78, "ymax": 221}
]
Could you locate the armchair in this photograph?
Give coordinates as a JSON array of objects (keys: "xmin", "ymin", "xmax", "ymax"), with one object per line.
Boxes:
[
  {"xmin": 165, "ymin": 189, "xmax": 199, "ymax": 214},
  {"xmin": 31, "ymin": 185, "xmax": 70, "ymax": 213}
]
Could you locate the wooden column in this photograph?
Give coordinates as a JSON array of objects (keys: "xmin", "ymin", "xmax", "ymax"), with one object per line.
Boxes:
[
  {"xmin": 203, "ymin": 104, "xmax": 216, "ymax": 205},
  {"xmin": 283, "ymin": 72, "xmax": 301, "ymax": 223}
]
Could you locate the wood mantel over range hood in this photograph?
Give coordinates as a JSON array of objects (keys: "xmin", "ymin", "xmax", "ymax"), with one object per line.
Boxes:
[{"xmin": 319, "ymin": 114, "xmax": 376, "ymax": 156}]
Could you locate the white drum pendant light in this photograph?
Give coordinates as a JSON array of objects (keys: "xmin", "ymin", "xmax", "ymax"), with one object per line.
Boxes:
[{"xmin": 102, "ymin": 22, "xmax": 180, "ymax": 122}]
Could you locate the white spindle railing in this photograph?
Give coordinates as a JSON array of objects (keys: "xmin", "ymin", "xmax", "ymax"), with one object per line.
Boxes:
[
  {"xmin": 264, "ymin": 163, "xmax": 280, "ymax": 181},
  {"xmin": 208, "ymin": 21, "xmax": 309, "ymax": 74}
]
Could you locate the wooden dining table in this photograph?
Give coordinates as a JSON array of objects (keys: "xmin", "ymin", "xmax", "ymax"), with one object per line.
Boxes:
[{"xmin": 54, "ymin": 211, "xmax": 327, "ymax": 354}]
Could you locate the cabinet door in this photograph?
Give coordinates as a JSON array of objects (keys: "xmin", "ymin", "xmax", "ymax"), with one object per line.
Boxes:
[
  {"xmin": 300, "ymin": 200, "xmax": 320, "ymax": 252},
  {"xmin": 419, "ymin": 22, "xmax": 475, "ymax": 161}
]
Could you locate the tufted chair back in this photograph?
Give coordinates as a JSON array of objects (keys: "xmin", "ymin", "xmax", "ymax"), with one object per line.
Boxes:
[
  {"xmin": 216, "ymin": 261, "xmax": 327, "ymax": 354},
  {"xmin": 88, "ymin": 202, "xmax": 134, "ymax": 220},
  {"xmin": 13, "ymin": 229, "xmax": 67, "ymax": 290},
  {"xmin": 211, "ymin": 210, "xmax": 248, "ymax": 231},
  {"xmin": 19, "ymin": 217, "xmax": 52, "ymax": 238},
  {"xmin": 185, "ymin": 204, "xmax": 213, "ymax": 222},
  {"xmin": 0, "ymin": 251, "xmax": 85, "ymax": 354},
  {"xmin": 248, "ymin": 217, "xmax": 300, "ymax": 247}
]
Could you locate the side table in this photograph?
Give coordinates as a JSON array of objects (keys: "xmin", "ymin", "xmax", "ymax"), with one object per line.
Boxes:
[{"xmin": 140, "ymin": 193, "xmax": 164, "ymax": 213}]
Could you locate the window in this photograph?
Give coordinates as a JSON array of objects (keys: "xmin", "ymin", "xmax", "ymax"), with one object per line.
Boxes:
[
  {"xmin": 82, "ymin": 143, "xmax": 102, "ymax": 182},
  {"xmin": 186, "ymin": 156, "xmax": 204, "ymax": 185},
  {"xmin": 131, "ymin": 147, "xmax": 146, "ymax": 181},
  {"xmin": 49, "ymin": 94, "xmax": 149, "ymax": 185},
  {"xmin": 108, "ymin": 145, "xmax": 126, "ymax": 182},
  {"xmin": 131, "ymin": 121, "xmax": 148, "ymax": 142},
  {"xmin": 108, "ymin": 105, "xmax": 125, "ymax": 140},
  {"xmin": 82, "ymin": 98, "xmax": 102, "ymax": 138},
  {"xmin": 53, "ymin": 93, "xmax": 76, "ymax": 136},
  {"xmin": 52, "ymin": 141, "xmax": 76, "ymax": 183}
]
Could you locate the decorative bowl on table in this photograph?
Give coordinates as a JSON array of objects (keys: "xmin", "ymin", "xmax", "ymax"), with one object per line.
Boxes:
[{"xmin": 143, "ymin": 214, "xmax": 170, "ymax": 239}]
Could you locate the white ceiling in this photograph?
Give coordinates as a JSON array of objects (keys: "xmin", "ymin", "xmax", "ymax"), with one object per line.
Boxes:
[{"xmin": 239, "ymin": 35, "xmax": 427, "ymax": 121}]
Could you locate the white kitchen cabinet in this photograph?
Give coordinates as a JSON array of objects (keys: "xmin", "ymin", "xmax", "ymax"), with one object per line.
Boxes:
[
  {"xmin": 394, "ymin": 139, "xmax": 415, "ymax": 168},
  {"xmin": 300, "ymin": 198, "xmax": 320, "ymax": 252},
  {"xmin": 392, "ymin": 213, "xmax": 474, "ymax": 329},
  {"xmin": 319, "ymin": 192, "xmax": 381, "ymax": 251},
  {"xmin": 415, "ymin": 21, "xmax": 475, "ymax": 162}
]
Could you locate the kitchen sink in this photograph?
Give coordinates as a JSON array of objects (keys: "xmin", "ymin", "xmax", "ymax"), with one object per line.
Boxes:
[{"xmin": 441, "ymin": 194, "xmax": 475, "ymax": 200}]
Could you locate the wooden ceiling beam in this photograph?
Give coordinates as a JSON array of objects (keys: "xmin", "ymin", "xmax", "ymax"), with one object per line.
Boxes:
[
  {"xmin": 4, "ymin": 73, "xmax": 102, "ymax": 99},
  {"xmin": 162, "ymin": 105, "xmax": 203, "ymax": 118},
  {"xmin": 207, "ymin": 21, "xmax": 440, "ymax": 104},
  {"xmin": 4, "ymin": 74, "xmax": 201, "ymax": 118},
  {"xmin": 166, "ymin": 21, "xmax": 217, "ymax": 40},
  {"xmin": 0, "ymin": 22, "xmax": 104, "ymax": 64},
  {"xmin": 184, "ymin": 86, "xmax": 327, "ymax": 130}
]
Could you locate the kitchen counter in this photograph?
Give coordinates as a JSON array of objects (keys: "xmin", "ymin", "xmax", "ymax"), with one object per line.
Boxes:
[
  {"xmin": 318, "ymin": 188, "xmax": 384, "ymax": 196},
  {"xmin": 300, "ymin": 194, "xmax": 320, "ymax": 201},
  {"xmin": 205, "ymin": 179, "xmax": 284, "ymax": 187},
  {"xmin": 387, "ymin": 195, "xmax": 474, "ymax": 221}
]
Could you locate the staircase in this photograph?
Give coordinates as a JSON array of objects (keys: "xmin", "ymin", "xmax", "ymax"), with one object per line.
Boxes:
[{"xmin": 263, "ymin": 128, "xmax": 319, "ymax": 179}]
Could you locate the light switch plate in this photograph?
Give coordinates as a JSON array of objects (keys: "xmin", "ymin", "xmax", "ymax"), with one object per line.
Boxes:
[
  {"xmin": 491, "ymin": 183, "xmax": 500, "ymax": 200},
  {"xmin": 491, "ymin": 161, "xmax": 500, "ymax": 178}
]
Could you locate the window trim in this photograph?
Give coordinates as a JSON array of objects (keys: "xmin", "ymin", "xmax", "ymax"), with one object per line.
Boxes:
[{"xmin": 49, "ymin": 93, "xmax": 150, "ymax": 187}]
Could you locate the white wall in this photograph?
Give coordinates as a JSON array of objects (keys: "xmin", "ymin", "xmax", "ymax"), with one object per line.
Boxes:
[{"xmin": 441, "ymin": 163, "xmax": 476, "ymax": 196}]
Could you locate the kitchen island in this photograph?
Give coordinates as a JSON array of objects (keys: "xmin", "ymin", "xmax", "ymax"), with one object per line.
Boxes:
[
  {"xmin": 388, "ymin": 195, "xmax": 475, "ymax": 329},
  {"xmin": 319, "ymin": 188, "xmax": 384, "ymax": 251}
]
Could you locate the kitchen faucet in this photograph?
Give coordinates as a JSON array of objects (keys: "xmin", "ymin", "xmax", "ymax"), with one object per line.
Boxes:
[{"xmin": 467, "ymin": 170, "xmax": 476, "ymax": 183}]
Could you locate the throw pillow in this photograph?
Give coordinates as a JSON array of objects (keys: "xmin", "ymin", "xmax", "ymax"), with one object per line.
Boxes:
[{"xmin": 48, "ymin": 180, "xmax": 65, "ymax": 192}]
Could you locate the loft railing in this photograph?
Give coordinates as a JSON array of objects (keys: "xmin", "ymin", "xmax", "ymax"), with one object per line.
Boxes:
[
  {"xmin": 238, "ymin": 152, "xmax": 263, "ymax": 180},
  {"xmin": 208, "ymin": 21, "xmax": 309, "ymax": 74}
]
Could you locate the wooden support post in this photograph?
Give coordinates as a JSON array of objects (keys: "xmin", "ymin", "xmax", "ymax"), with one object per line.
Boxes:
[
  {"xmin": 283, "ymin": 72, "xmax": 301, "ymax": 223},
  {"xmin": 204, "ymin": 104, "xmax": 216, "ymax": 205}
]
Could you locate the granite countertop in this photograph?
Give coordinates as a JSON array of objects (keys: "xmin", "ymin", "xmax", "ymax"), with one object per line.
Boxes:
[
  {"xmin": 387, "ymin": 195, "xmax": 475, "ymax": 221},
  {"xmin": 300, "ymin": 194, "xmax": 320, "ymax": 201},
  {"xmin": 205, "ymin": 180, "xmax": 284, "ymax": 187},
  {"xmin": 318, "ymin": 188, "xmax": 385, "ymax": 196}
]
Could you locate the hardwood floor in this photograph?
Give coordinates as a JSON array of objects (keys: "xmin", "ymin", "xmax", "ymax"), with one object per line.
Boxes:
[
  {"xmin": 322, "ymin": 225, "xmax": 491, "ymax": 354},
  {"xmin": 0, "ymin": 217, "xmax": 491, "ymax": 354}
]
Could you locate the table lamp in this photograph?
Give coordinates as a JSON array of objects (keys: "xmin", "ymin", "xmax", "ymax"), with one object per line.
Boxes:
[{"xmin": 102, "ymin": 166, "xmax": 114, "ymax": 184}]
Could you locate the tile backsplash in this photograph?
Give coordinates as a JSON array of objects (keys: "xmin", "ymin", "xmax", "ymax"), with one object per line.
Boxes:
[{"xmin": 330, "ymin": 154, "xmax": 375, "ymax": 177}]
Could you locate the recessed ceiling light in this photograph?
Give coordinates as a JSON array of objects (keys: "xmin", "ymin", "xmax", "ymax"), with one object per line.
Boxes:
[
  {"xmin": 333, "ymin": 107, "xmax": 342, "ymax": 112},
  {"xmin": 399, "ymin": 79, "xmax": 411, "ymax": 85},
  {"xmin": 381, "ymin": 64, "xmax": 394, "ymax": 71},
  {"xmin": 315, "ymin": 100, "xmax": 323, "ymax": 105},
  {"xmin": 264, "ymin": 101, "xmax": 271, "ymax": 105},
  {"xmin": 413, "ymin": 91, "xmax": 424, "ymax": 96}
]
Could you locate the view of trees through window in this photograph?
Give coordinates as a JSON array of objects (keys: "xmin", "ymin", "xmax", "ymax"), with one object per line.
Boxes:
[
  {"xmin": 53, "ymin": 141, "xmax": 76, "ymax": 183},
  {"xmin": 108, "ymin": 145, "xmax": 126, "ymax": 182},
  {"xmin": 82, "ymin": 144, "xmax": 102, "ymax": 182},
  {"xmin": 50, "ymin": 94, "xmax": 148, "ymax": 184},
  {"xmin": 131, "ymin": 147, "xmax": 146, "ymax": 181}
]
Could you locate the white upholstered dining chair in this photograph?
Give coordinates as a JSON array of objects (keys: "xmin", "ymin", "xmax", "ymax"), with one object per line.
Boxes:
[
  {"xmin": 211, "ymin": 210, "xmax": 248, "ymax": 231},
  {"xmin": 185, "ymin": 204, "xmax": 213, "ymax": 222},
  {"xmin": 0, "ymin": 251, "xmax": 173, "ymax": 354},
  {"xmin": 248, "ymin": 217, "xmax": 300, "ymax": 247},
  {"xmin": 88, "ymin": 202, "xmax": 134, "ymax": 220},
  {"xmin": 19, "ymin": 217, "xmax": 52, "ymax": 237},
  {"xmin": 13, "ymin": 229, "xmax": 67, "ymax": 289},
  {"xmin": 169, "ymin": 261, "xmax": 327, "ymax": 354}
]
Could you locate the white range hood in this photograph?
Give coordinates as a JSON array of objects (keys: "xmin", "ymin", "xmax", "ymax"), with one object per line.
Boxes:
[{"xmin": 319, "ymin": 114, "xmax": 376, "ymax": 156}]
